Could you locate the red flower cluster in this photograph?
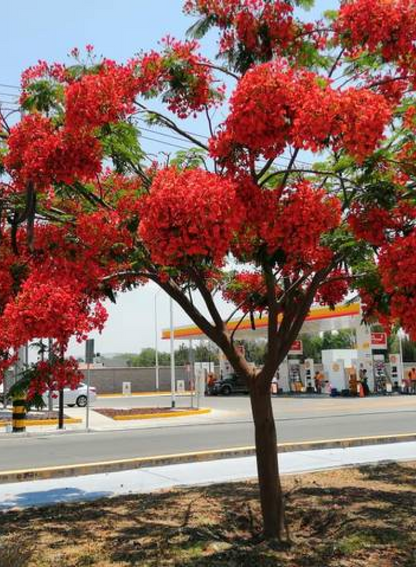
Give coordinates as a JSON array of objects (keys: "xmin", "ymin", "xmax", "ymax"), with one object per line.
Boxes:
[
  {"xmin": 135, "ymin": 39, "xmax": 223, "ymax": 118},
  {"xmin": 0, "ymin": 267, "xmax": 108, "ymax": 351},
  {"xmin": 211, "ymin": 62, "xmax": 391, "ymax": 163},
  {"xmin": 316, "ymin": 270, "xmax": 350, "ymax": 308},
  {"xmin": 20, "ymin": 59, "xmax": 70, "ymax": 102},
  {"xmin": 379, "ymin": 230, "xmax": 416, "ymax": 339},
  {"xmin": 26, "ymin": 358, "xmax": 84, "ymax": 400},
  {"xmin": 267, "ymin": 182, "xmax": 341, "ymax": 271},
  {"xmin": 183, "ymin": 0, "xmax": 296, "ymax": 61},
  {"xmin": 139, "ymin": 167, "xmax": 243, "ymax": 267},
  {"xmin": 65, "ymin": 60, "xmax": 138, "ymax": 130},
  {"xmin": 348, "ymin": 201, "xmax": 416, "ymax": 246},
  {"xmin": 5, "ymin": 114, "xmax": 102, "ymax": 190},
  {"xmin": 335, "ymin": 0, "xmax": 416, "ymax": 70},
  {"xmin": 223, "ymin": 271, "xmax": 281, "ymax": 314},
  {"xmin": 333, "ymin": 89, "xmax": 392, "ymax": 162},
  {"xmin": 232, "ymin": 179, "xmax": 341, "ymax": 270}
]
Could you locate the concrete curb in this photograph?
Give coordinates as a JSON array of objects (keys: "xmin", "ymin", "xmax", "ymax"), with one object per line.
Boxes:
[
  {"xmin": 111, "ymin": 408, "xmax": 211, "ymax": 421},
  {"xmin": 0, "ymin": 418, "xmax": 82, "ymax": 428},
  {"xmin": 98, "ymin": 392, "xmax": 192, "ymax": 398},
  {"xmin": 1, "ymin": 432, "xmax": 416, "ymax": 485}
]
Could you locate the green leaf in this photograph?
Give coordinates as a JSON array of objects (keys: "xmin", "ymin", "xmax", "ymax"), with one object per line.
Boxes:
[
  {"xmin": 186, "ymin": 15, "xmax": 216, "ymax": 39},
  {"xmin": 169, "ymin": 148, "xmax": 207, "ymax": 170},
  {"xmin": 101, "ymin": 122, "xmax": 145, "ymax": 174},
  {"xmin": 294, "ymin": 0, "xmax": 315, "ymax": 11}
]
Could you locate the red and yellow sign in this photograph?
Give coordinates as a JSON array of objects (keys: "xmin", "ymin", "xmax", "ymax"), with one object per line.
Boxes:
[
  {"xmin": 162, "ymin": 303, "xmax": 361, "ymax": 340},
  {"xmin": 289, "ymin": 340, "xmax": 303, "ymax": 355},
  {"xmin": 371, "ymin": 332, "xmax": 387, "ymax": 349}
]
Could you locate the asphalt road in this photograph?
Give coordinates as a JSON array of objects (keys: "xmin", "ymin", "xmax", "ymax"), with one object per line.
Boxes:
[{"xmin": 1, "ymin": 396, "xmax": 416, "ymax": 472}]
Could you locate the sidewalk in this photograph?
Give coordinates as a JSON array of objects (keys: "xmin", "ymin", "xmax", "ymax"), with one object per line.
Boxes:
[
  {"xmin": 0, "ymin": 407, "xmax": 235, "ymax": 436},
  {"xmin": 1, "ymin": 441, "xmax": 415, "ymax": 511}
]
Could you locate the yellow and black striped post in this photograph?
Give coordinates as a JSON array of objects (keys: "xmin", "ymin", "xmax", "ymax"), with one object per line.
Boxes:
[{"xmin": 12, "ymin": 393, "xmax": 27, "ymax": 433}]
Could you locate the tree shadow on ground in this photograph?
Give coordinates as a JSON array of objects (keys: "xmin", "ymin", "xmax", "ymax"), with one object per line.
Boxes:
[
  {"xmin": 0, "ymin": 463, "xmax": 416, "ymax": 566},
  {"xmin": 358, "ymin": 461, "xmax": 416, "ymax": 488},
  {"xmin": 107, "ymin": 463, "xmax": 416, "ymax": 567}
]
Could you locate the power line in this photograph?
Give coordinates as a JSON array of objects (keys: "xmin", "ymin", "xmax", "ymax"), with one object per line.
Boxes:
[
  {"xmin": 0, "ymin": 83, "xmax": 20, "ymax": 91},
  {"xmin": 0, "ymin": 92, "xmax": 19, "ymax": 99},
  {"xmin": 0, "ymin": 81, "xmax": 314, "ymax": 167},
  {"xmin": 140, "ymin": 134, "xmax": 198, "ymax": 151}
]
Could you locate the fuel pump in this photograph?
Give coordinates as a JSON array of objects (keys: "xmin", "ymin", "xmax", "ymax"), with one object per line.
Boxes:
[{"xmin": 304, "ymin": 359, "xmax": 315, "ymax": 393}]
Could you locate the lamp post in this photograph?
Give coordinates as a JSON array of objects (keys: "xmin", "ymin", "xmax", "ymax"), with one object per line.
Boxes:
[
  {"xmin": 154, "ymin": 290, "xmax": 161, "ymax": 392},
  {"xmin": 398, "ymin": 328, "xmax": 405, "ymax": 386},
  {"xmin": 170, "ymin": 296, "xmax": 176, "ymax": 408}
]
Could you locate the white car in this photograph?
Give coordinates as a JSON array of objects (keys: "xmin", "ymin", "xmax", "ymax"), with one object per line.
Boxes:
[{"xmin": 42, "ymin": 383, "xmax": 97, "ymax": 408}]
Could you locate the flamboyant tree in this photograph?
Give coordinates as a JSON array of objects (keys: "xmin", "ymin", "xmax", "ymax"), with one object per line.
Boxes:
[{"xmin": 1, "ymin": 0, "xmax": 416, "ymax": 540}]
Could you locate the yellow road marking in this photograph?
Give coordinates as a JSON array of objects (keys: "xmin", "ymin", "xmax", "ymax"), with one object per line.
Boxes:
[
  {"xmin": 0, "ymin": 418, "xmax": 82, "ymax": 428},
  {"xmin": 1, "ymin": 432, "xmax": 416, "ymax": 479}
]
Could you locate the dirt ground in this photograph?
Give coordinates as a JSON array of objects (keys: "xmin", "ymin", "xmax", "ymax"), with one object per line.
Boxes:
[
  {"xmin": 0, "ymin": 461, "xmax": 415, "ymax": 567},
  {"xmin": 95, "ymin": 408, "xmax": 184, "ymax": 418}
]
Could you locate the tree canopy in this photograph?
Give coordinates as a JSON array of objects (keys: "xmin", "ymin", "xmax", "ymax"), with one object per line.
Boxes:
[{"xmin": 1, "ymin": 0, "xmax": 416, "ymax": 539}]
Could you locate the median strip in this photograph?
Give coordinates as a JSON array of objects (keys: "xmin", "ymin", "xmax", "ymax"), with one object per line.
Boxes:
[
  {"xmin": 1, "ymin": 432, "xmax": 416, "ymax": 485},
  {"xmin": 0, "ymin": 418, "xmax": 82, "ymax": 428},
  {"xmin": 95, "ymin": 407, "xmax": 211, "ymax": 421}
]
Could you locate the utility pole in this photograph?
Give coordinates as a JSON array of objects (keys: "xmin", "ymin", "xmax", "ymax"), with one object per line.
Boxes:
[
  {"xmin": 85, "ymin": 339, "xmax": 95, "ymax": 431},
  {"xmin": 154, "ymin": 292, "xmax": 160, "ymax": 392},
  {"xmin": 170, "ymin": 297, "xmax": 176, "ymax": 409}
]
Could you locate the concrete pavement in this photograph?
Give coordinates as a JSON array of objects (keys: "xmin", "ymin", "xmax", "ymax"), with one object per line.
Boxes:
[
  {"xmin": 0, "ymin": 395, "xmax": 415, "ymax": 476},
  {"xmin": 3, "ymin": 393, "xmax": 416, "ymax": 433},
  {"xmin": 1, "ymin": 440, "xmax": 415, "ymax": 511},
  {"xmin": 1, "ymin": 405, "xmax": 416, "ymax": 473}
]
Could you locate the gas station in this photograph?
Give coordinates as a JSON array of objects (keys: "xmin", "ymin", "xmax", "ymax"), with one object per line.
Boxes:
[{"xmin": 162, "ymin": 302, "xmax": 404, "ymax": 395}]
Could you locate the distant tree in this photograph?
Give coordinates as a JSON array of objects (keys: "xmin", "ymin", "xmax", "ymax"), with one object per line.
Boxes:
[
  {"xmin": 300, "ymin": 334, "xmax": 324, "ymax": 363},
  {"xmin": 388, "ymin": 334, "xmax": 416, "ymax": 362},
  {"xmin": 175, "ymin": 344, "xmax": 190, "ymax": 366},
  {"xmin": 194, "ymin": 343, "xmax": 219, "ymax": 364},
  {"xmin": 322, "ymin": 330, "xmax": 356, "ymax": 351},
  {"xmin": 240, "ymin": 340, "xmax": 267, "ymax": 366},
  {"xmin": 127, "ymin": 348, "xmax": 170, "ymax": 367}
]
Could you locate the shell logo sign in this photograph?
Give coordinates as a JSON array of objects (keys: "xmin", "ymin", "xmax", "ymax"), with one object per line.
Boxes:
[
  {"xmin": 371, "ymin": 332, "xmax": 387, "ymax": 350},
  {"xmin": 289, "ymin": 340, "xmax": 303, "ymax": 355}
]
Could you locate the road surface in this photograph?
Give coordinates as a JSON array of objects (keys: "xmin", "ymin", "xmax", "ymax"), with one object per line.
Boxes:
[{"xmin": 0, "ymin": 396, "xmax": 415, "ymax": 472}]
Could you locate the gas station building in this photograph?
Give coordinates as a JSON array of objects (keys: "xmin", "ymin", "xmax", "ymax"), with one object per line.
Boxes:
[{"xmin": 163, "ymin": 302, "xmax": 403, "ymax": 394}]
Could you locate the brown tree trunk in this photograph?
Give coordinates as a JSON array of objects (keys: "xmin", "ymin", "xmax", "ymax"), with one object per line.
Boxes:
[{"xmin": 250, "ymin": 381, "xmax": 286, "ymax": 541}]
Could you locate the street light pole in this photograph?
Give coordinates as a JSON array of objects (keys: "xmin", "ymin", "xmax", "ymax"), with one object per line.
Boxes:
[
  {"xmin": 398, "ymin": 328, "xmax": 405, "ymax": 387},
  {"xmin": 154, "ymin": 291, "xmax": 160, "ymax": 392},
  {"xmin": 170, "ymin": 296, "xmax": 176, "ymax": 409}
]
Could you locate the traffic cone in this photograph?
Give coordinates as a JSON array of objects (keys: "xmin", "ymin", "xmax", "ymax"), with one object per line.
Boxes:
[
  {"xmin": 12, "ymin": 392, "xmax": 27, "ymax": 432},
  {"xmin": 359, "ymin": 383, "xmax": 365, "ymax": 398}
]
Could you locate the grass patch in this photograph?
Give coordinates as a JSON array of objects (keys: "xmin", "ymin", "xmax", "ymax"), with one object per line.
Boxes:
[{"xmin": 1, "ymin": 461, "xmax": 416, "ymax": 566}]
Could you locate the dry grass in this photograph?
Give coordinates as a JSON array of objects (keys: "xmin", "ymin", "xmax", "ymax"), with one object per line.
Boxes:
[{"xmin": 1, "ymin": 462, "xmax": 416, "ymax": 566}]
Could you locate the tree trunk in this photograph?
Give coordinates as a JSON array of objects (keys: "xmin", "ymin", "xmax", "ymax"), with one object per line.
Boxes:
[{"xmin": 250, "ymin": 382, "xmax": 286, "ymax": 540}]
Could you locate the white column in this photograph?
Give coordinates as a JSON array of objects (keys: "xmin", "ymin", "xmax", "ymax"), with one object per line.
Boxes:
[
  {"xmin": 154, "ymin": 292, "xmax": 159, "ymax": 392},
  {"xmin": 356, "ymin": 319, "xmax": 374, "ymax": 391},
  {"xmin": 170, "ymin": 297, "xmax": 176, "ymax": 408}
]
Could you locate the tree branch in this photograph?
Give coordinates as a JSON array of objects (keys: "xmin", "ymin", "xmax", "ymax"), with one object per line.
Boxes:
[
  {"xmin": 137, "ymin": 103, "xmax": 209, "ymax": 152},
  {"xmin": 192, "ymin": 270, "xmax": 225, "ymax": 331}
]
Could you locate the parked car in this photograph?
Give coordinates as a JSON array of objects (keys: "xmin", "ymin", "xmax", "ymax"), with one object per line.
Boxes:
[
  {"xmin": 210, "ymin": 374, "xmax": 249, "ymax": 396},
  {"xmin": 42, "ymin": 383, "xmax": 97, "ymax": 408}
]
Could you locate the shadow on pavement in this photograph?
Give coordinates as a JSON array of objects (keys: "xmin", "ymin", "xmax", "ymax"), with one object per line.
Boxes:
[{"xmin": 0, "ymin": 486, "xmax": 112, "ymax": 511}]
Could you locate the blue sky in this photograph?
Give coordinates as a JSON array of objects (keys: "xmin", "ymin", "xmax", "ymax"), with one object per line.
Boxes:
[{"xmin": 1, "ymin": 0, "xmax": 337, "ymax": 357}]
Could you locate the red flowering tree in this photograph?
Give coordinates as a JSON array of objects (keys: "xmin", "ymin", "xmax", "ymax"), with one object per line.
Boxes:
[{"xmin": 2, "ymin": 0, "xmax": 416, "ymax": 540}]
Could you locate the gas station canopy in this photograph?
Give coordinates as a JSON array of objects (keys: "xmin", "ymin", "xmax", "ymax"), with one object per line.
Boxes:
[{"xmin": 162, "ymin": 302, "xmax": 362, "ymax": 341}]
